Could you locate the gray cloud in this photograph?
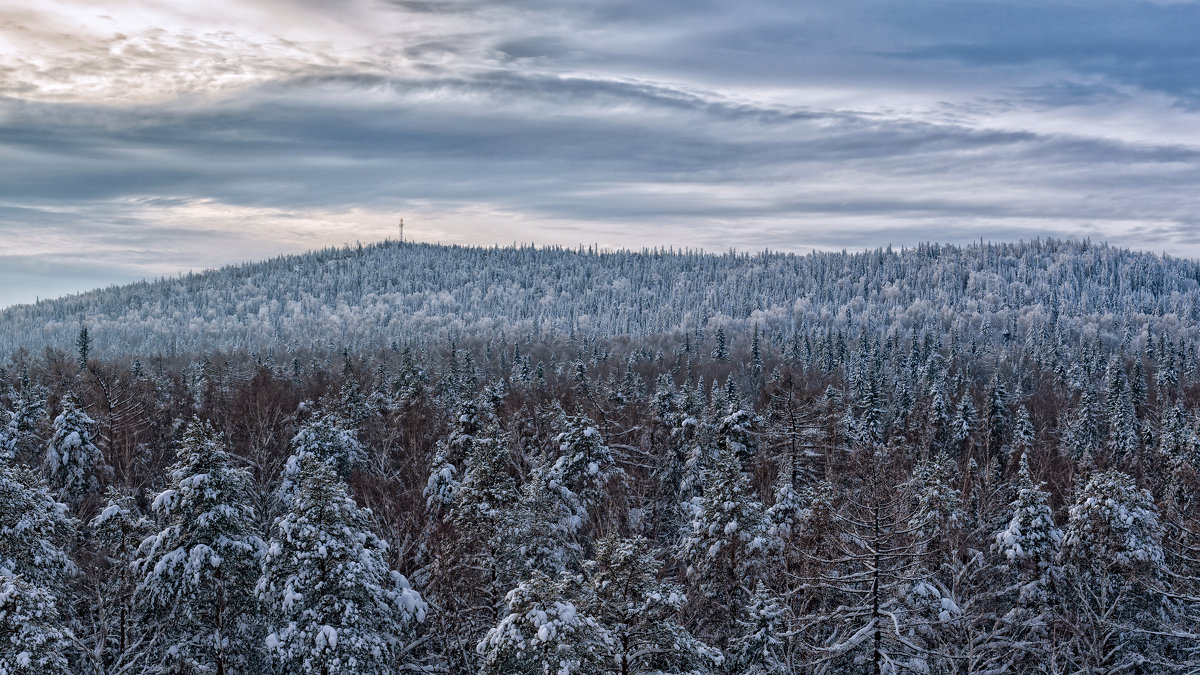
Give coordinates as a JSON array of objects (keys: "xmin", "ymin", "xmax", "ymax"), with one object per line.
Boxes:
[{"xmin": 2, "ymin": 0, "xmax": 1200, "ymax": 306}]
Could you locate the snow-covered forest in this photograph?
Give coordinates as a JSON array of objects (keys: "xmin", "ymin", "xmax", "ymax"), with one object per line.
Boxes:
[{"xmin": 2, "ymin": 238, "xmax": 1200, "ymax": 673}]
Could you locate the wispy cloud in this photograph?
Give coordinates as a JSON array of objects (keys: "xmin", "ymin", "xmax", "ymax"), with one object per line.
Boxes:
[{"xmin": 2, "ymin": 0, "xmax": 1200, "ymax": 306}]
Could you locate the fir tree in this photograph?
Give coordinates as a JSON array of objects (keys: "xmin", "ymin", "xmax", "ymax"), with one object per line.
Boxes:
[
  {"xmin": 44, "ymin": 395, "xmax": 107, "ymax": 500},
  {"xmin": 0, "ymin": 575, "xmax": 72, "ymax": 674},
  {"xmin": 587, "ymin": 536, "xmax": 721, "ymax": 674},
  {"xmin": 258, "ymin": 453, "xmax": 426, "ymax": 674},
  {"xmin": 476, "ymin": 571, "xmax": 609, "ymax": 675},
  {"xmin": 134, "ymin": 418, "xmax": 265, "ymax": 674},
  {"xmin": 0, "ymin": 458, "xmax": 75, "ymax": 674},
  {"xmin": 731, "ymin": 581, "xmax": 788, "ymax": 674}
]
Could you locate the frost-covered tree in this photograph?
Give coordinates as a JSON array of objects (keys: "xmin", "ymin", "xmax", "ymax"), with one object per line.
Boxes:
[
  {"xmin": 44, "ymin": 395, "xmax": 107, "ymax": 500},
  {"xmin": 0, "ymin": 459, "xmax": 75, "ymax": 590},
  {"xmin": 336, "ymin": 371, "xmax": 371, "ymax": 429},
  {"xmin": 711, "ymin": 327, "xmax": 729, "ymax": 362},
  {"xmin": 793, "ymin": 451, "xmax": 936, "ymax": 674},
  {"xmin": 1105, "ymin": 359, "xmax": 1140, "ymax": 463},
  {"xmin": 714, "ymin": 401, "xmax": 761, "ymax": 471},
  {"xmin": 587, "ymin": 536, "xmax": 721, "ymax": 674},
  {"xmin": 1054, "ymin": 470, "xmax": 1172, "ymax": 672},
  {"xmin": 423, "ymin": 397, "xmax": 520, "ymax": 673},
  {"xmin": 952, "ymin": 394, "xmax": 977, "ymax": 458},
  {"xmin": 81, "ymin": 488, "xmax": 152, "ymax": 673},
  {"xmin": 476, "ymin": 571, "xmax": 609, "ymax": 675},
  {"xmin": 984, "ymin": 374, "xmax": 1009, "ymax": 462},
  {"xmin": 424, "ymin": 397, "xmax": 484, "ymax": 514},
  {"xmin": 1011, "ymin": 405, "xmax": 1035, "ymax": 458},
  {"xmin": 995, "ymin": 453, "xmax": 1061, "ymax": 596},
  {"xmin": 731, "ymin": 581, "xmax": 788, "ymax": 674},
  {"xmin": 0, "ymin": 575, "xmax": 72, "ymax": 674},
  {"xmin": 278, "ymin": 413, "xmax": 363, "ymax": 506},
  {"xmin": 258, "ymin": 451, "xmax": 426, "ymax": 674},
  {"xmin": 0, "ymin": 456, "xmax": 74, "ymax": 674},
  {"xmin": 0, "ymin": 382, "xmax": 44, "ymax": 461},
  {"xmin": 681, "ymin": 432, "xmax": 766, "ymax": 647},
  {"xmin": 992, "ymin": 452, "xmax": 1061, "ymax": 668},
  {"xmin": 906, "ymin": 457, "xmax": 963, "ymax": 557},
  {"xmin": 133, "ymin": 418, "xmax": 265, "ymax": 674},
  {"xmin": 519, "ymin": 413, "xmax": 619, "ymax": 576}
]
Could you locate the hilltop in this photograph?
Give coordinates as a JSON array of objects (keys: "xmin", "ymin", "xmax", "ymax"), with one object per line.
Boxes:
[{"xmin": 2, "ymin": 238, "xmax": 1198, "ymax": 359}]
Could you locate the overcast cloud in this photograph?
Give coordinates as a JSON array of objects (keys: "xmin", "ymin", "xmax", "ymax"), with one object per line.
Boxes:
[{"xmin": 3, "ymin": 0, "xmax": 1200, "ymax": 306}]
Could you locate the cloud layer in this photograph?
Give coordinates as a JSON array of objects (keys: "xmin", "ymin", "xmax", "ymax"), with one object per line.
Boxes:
[{"xmin": 3, "ymin": 0, "xmax": 1200, "ymax": 307}]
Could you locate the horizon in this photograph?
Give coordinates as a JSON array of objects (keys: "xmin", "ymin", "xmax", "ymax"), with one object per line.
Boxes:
[{"xmin": 1, "ymin": 234, "xmax": 1186, "ymax": 312}]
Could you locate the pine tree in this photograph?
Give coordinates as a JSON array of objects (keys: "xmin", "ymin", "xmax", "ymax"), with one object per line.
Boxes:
[
  {"xmin": 587, "ymin": 536, "xmax": 721, "ymax": 674},
  {"xmin": 134, "ymin": 418, "xmax": 265, "ymax": 674},
  {"xmin": 477, "ymin": 571, "xmax": 609, "ymax": 675},
  {"xmin": 906, "ymin": 457, "xmax": 963, "ymax": 555},
  {"xmin": 731, "ymin": 581, "xmax": 788, "ymax": 674},
  {"xmin": 44, "ymin": 395, "xmax": 107, "ymax": 500},
  {"xmin": 681, "ymin": 431, "xmax": 766, "ymax": 647},
  {"xmin": 258, "ymin": 453, "xmax": 426, "ymax": 674},
  {"xmin": 279, "ymin": 413, "xmax": 363, "ymax": 506},
  {"xmin": 0, "ymin": 575, "xmax": 72, "ymax": 674},
  {"xmin": 1054, "ymin": 470, "xmax": 1171, "ymax": 672},
  {"xmin": 0, "ymin": 458, "xmax": 75, "ymax": 674}
]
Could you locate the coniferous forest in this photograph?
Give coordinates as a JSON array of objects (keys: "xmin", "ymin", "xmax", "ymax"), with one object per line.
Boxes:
[{"xmin": 2, "ymin": 239, "xmax": 1200, "ymax": 673}]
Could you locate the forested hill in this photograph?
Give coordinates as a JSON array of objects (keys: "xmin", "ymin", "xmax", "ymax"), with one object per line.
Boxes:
[{"xmin": 2, "ymin": 238, "xmax": 1199, "ymax": 358}]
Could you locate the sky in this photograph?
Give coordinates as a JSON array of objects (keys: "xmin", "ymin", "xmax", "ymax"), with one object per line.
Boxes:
[{"xmin": 3, "ymin": 0, "xmax": 1200, "ymax": 307}]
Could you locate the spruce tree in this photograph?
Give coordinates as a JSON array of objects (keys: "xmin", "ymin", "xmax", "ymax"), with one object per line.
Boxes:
[
  {"xmin": 731, "ymin": 581, "xmax": 788, "ymax": 674},
  {"xmin": 0, "ymin": 458, "xmax": 75, "ymax": 589},
  {"xmin": 587, "ymin": 536, "xmax": 721, "ymax": 674},
  {"xmin": 477, "ymin": 571, "xmax": 609, "ymax": 675},
  {"xmin": 134, "ymin": 418, "xmax": 265, "ymax": 673},
  {"xmin": 0, "ymin": 457, "xmax": 75, "ymax": 673},
  {"xmin": 279, "ymin": 413, "xmax": 363, "ymax": 506},
  {"xmin": 44, "ymin": 395, "xmax": 107, "ymax": 500},
  {"xmin": 84, "ymin": 489, "xmax": 152, "ymax": 674},
  {"xmin": 1055, "ymin": 470, "xmax": 1172, "ymax": 672},
  {"xmin": 259, "ymin": 452, "xmax": 426, "ymax": 674},
  {"xmin": 0, "ymin": 575, "xmax": 72, "ymax": 674},
  {"xmin": 681, "ymin": 431, "xmax": 766, "ymax": 647}
]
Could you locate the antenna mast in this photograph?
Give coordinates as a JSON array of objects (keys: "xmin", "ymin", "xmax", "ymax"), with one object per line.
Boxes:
[{"xmin": 398, "ymin": 218, "xmax": 404, "ymax": 243}]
